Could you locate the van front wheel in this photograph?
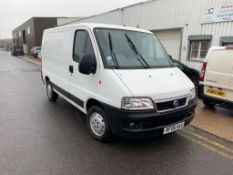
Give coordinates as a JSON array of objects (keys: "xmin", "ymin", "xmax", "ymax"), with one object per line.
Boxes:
[
  {"xmin": 87, "ymin": 106, "xmax": 111, "ymax": 142},
  {"xmin": 46, "ymin": 81, "xmax": 58, "ymax": 102}
]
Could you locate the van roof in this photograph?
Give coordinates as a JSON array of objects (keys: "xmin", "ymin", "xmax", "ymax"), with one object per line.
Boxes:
[
  {"xmin": 208, "ymin": 46, "xmax": 225, "ymax": 52},
  {"xmin": 205, "ymin": 46, "xmax": 233, "ymax": 62},
  {"xmin": 44, "ymin": 23, "xmax": 152, "ymax": 34},
  {"xmin": 207, "ymin": 46, "xmax": 233, "ymax": 53}
]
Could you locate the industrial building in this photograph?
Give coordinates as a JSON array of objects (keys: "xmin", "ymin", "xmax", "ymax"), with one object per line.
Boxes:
[
  {"xmin": 12, "ymin": 17, "xmax": 57, "ymax": 54},
  {"xmin": 57, "ymin": 17, "xmax": 83, "ymax": 26},
  {"xmin": 0, "ymin": 39, "xmax": 12, "ymax": 51},
  {"xmin": 69, "ymin": 0, "xmax": 233, "ymax": 71}
]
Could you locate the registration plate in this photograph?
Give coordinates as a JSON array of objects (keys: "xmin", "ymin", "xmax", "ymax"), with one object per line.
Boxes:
[
  {"xmin": 163, "ymin": 122, "xmax": 185, "ymax": 134},
  {"xmin": 207, "ymin": 89, "xmax": 226, "ymax": 97}
]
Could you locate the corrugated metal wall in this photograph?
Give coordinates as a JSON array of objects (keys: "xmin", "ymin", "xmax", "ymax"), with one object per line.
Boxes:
[
  {"xmin": 73, "ymin": 0, "xmax": 233, "ymax": 71},
  {"xmin": 76, "ymin": 10, "xmax": 123, "ymax": 25},
  {"xmin": 122, "ymin": 0, "xmax": 187, "ymax": 30}
]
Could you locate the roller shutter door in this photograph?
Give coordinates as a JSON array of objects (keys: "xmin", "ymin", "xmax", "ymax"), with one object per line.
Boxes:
[{"xmin": 153, "ymin": 29, "xmax": 181, "ymax": 60}]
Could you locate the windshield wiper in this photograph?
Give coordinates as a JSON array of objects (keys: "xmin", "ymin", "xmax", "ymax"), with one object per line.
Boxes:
[
  {"xmin": 108, "ymin": 32, "xmax": 119, "ymax": 69},
  {"xmin": 125, "ymin": 34, "xmax": 150, "ymax": 68}
]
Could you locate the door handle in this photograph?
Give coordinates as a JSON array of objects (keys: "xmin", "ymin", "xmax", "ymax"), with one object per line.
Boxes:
[{"xmin": 69, "ymin": 65, "xmax": 73, "ymax": 73}]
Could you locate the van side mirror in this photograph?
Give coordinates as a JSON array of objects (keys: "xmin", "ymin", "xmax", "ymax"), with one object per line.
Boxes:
[{"xmin": 79, "ymin": 54, "xmax": 96, "ymax": 75}]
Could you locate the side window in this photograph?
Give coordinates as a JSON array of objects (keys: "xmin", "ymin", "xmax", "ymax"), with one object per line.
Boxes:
[{"xmin": 73, "ymin": 30, "xmax": 95, "ymax": 63}]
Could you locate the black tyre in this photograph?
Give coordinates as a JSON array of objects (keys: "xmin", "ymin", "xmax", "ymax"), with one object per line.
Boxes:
[
  {"xmin": 203, "ymin": 98, "xmax": 214, "ymax": 108},
  {"xmin": 87, "ymin": 106, "xmax": 111, "ymax": 142},
  {"xmin": 46, "ymin": 80, "xmax": 58, "ymax": 102}
]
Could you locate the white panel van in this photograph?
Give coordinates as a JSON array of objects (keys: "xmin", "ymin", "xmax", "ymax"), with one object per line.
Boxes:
[
  {"xmin": 199, "ymin": 46, "xmax": 233, "ymax": 110},
  {"xmin": 41, "ymin": 23, "xmax": 196, "ymax": 141}
]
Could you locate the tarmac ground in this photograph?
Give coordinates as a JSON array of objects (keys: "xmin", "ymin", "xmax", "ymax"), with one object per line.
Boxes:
[{"xmin": 0, "ymin": 51, "xmax": 232, "ymax": 175}]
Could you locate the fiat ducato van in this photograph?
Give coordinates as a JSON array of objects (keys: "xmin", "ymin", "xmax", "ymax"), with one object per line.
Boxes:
[{"xmin": 41, "ymin": 23, "xmax": 196, "ymax": 141}]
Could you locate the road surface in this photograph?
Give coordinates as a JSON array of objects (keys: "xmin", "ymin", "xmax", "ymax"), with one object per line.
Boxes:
[{"xmin": 0, "ymin": 51, "xmax": 232, "ymax": 175}]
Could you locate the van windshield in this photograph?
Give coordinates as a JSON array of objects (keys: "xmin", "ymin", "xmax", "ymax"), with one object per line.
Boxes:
[{"xmin": 94, "ymin": 28, "xmax": 173, "ymax": 69}]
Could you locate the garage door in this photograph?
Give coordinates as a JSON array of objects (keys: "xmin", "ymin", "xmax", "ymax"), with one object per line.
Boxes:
[{"xmin": 153, "ymin": 29, "xmax": 181, "ymax": 60}]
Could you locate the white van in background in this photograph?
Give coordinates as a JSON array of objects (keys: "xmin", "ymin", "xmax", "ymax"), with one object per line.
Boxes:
[
  {"xmin": 41, "ymin": 23, "xmax": 196, "ymax": 141},
  {"xmin": 199, "ymin": 46, "xmax": 233, "ymax": 110}
]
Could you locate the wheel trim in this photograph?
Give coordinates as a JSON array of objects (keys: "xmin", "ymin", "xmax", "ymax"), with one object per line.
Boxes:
[
  {"xmin": 47, "ymin": 84, "xmax": 52, "ymax": 98},
  {"xmin": 90, "ymin": 112, "xmax": 106, "ymax": 137}
]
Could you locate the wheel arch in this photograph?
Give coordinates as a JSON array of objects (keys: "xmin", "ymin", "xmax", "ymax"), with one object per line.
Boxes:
[
  {"xmin": 45, "ymin": 76, "xmax": 50, "ymax": 83},
  {"xmin": 86, "ymin": 98, "xmax": 104, "ymax": 112}
]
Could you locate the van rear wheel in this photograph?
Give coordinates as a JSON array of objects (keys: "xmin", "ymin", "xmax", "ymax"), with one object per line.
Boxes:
[
  {"xmin": 87, "ymin": 106, "xmax": 111, "ymax": 142},
  {"xmin": 46, "ymin": 80, "xmax": 58, "ymax": 102}
]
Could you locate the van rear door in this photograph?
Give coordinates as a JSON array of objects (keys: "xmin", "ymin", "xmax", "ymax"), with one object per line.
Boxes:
[{"xmin": 204, "ymin": 49, "xmax": 233, "ymax": 102}]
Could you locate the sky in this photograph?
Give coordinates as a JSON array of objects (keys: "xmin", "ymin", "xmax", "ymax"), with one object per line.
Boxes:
[{"xmin": 0, "ymin": 0, "xmax": 148, "ymax": 39}]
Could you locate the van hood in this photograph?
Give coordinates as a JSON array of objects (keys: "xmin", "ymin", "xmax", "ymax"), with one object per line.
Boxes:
[{"xmin": 113, "ymin": 68, "xmax": 194, "ymax": 100}]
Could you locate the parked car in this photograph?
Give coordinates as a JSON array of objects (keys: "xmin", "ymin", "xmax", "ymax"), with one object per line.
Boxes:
[
  {"xmin": 198, "ymin": 46, "xmax": 233, "ymax": 110},
  {"xmin": 171, "ymin": 59, "xmax": 199, "ymax": 86},
  {"xmin": 38, "ymin": 50, "xmax": 42, "ymax": 59},
  {"xmin": 41, "ymin": 23, "xmax": 196, "ymax": 141},
  {"xmin": 30, "ymin": 46, "xmax": 41, "ymax": 58},
  {"xmin": 11, "ymin": 45, "xmax": 24, "ymax": 56}
]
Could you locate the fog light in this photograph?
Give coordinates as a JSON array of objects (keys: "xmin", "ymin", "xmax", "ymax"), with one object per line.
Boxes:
[
  {"xmin": 127, "ymin": 122, "xmax": 141, "ymax": 129},
  {"xmin": 129, "ymin": 122, "xmax": 135, "ymax": 127}
]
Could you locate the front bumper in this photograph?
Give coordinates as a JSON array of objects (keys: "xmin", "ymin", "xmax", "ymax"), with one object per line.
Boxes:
[{"xmin": 101, "ymin": 99, "xmax": 197, "ymax": 139}]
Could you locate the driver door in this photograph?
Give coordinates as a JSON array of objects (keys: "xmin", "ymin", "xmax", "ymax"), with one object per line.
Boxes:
[{"xmin": 68, "ymin": 29, "xmax": 98, "ymax": 110}]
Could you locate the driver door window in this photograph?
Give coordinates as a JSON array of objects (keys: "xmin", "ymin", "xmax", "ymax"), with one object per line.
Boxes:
[{"xmin": 73, "ymin": 30, "xmax": 95, "ymax": 63}]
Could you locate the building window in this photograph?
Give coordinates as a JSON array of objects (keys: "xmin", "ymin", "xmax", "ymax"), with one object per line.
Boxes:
[
  {"xmin": 22, "ymin": 30, "xmax": 26, "ymax": 44},
  {"xmin": 27, "ymin": 27, "xmax": 31, "ymax": 35},
  {"xmin": 219, "ymin": 36, "xmax": 233, "ymax": 46},
  {"xmin": 188, "ymin": 35, "xmax": 212, "ymax": 62},
  {"xmin": 190, "ymin": 40, "xmax": 209, "ymax": 59}
]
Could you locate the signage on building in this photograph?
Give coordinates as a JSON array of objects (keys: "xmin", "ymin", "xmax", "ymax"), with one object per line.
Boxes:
[{"xmin": 201, "ymin": 5, "xmax": 233, "ymax": 24}]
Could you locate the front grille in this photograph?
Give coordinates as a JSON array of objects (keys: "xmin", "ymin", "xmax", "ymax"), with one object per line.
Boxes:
[{"xmin": 156, "ymin": 97, "xmax": 187, "ymax": 112}]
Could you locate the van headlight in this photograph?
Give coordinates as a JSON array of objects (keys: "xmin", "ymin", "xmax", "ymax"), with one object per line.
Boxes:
[
  {"xmin": 121, "ymin": 97, "xmax": 154, "ymax": 110},
  {"xmin": 189, "ymin": 88, "xmax": 196, "ymax": 100}
]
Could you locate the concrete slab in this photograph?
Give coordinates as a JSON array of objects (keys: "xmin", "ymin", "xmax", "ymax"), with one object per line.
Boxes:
[{"xmin": 191, "ymin": 100, "xmax": 233, "ymax": 142}]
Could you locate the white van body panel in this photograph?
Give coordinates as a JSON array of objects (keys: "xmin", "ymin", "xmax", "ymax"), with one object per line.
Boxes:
[
  {"xmin": 113, "ymin": 67, "xmax": 193, "ymax": 100},
  {"xmin": 42, "ymin": 23, "xmax": 195, "ymax": 114},
  {"xmin": 42, "ymin": 29, "xmax": 73, "ymax": 93},
  {"xmin": 95, "ymin": 70, "xmax": 134, "ymax": 108},
  {"xmin": 202, "ymin": 47, "xmax": 233, "ymax": 102}
]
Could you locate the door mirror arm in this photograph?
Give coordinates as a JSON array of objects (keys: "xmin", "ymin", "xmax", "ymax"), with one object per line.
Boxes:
[
  {"xmin": 90, "ymin": 57, "xmax": 97, "ymax": 74},
  {"xmin": 168, "ymin": 55, "xmax": 173, "ymax": 60}
]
